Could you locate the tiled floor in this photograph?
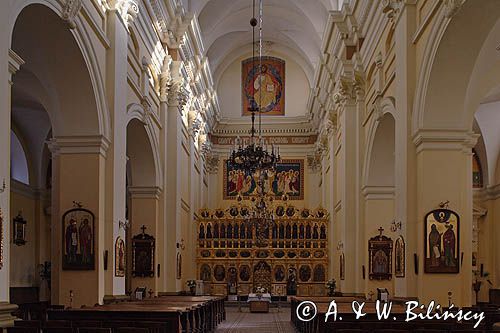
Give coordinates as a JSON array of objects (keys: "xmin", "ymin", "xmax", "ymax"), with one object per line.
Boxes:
[{"xmin": 216, "ymin": 306, "xmax": 297, "ymax": 333}]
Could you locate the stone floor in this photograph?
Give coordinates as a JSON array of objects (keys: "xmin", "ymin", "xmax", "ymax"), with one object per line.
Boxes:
[{"xmin": 215, "ymin": 306, "xmax": 297, "ymax": 333}]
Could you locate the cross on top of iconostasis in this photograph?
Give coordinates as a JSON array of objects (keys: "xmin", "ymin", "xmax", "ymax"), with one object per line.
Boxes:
[{"xmin": 140, "ymin": 225, "xmax": 147, "ymax": 234}]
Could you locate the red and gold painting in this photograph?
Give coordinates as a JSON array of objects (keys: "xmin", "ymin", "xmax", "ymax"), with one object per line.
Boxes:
[{"xmin": 242, "ymin": 56, "xmax": 285, "ymax": 116}]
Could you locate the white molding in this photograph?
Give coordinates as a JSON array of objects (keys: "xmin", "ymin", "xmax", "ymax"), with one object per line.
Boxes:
[
  {"xmin": 128, "ymin": 186, "xmax": 162, "ymax": 199},
  {"xmin": 412, "ymin": 129, "xmax": 479, "ymax": 154},
  {"xmin": 362, "ymin": 186, "xmax": 395, "ymax": 200},
  {"xmin": 47, "ymin": 136, "xmax": 110, "ymax": 158},
  {"xmin": 8, "ymin": 49, "xmax": 25, "ymax": 84}
]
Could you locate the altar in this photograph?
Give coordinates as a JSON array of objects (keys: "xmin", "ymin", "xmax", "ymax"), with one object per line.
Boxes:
[{"xmin": 247, "ymin": 293, "xmax": 271, "ymax": 313}]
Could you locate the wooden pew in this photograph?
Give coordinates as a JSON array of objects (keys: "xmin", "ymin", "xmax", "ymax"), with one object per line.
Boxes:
[{"xmin": 47, "ymin": 296, "xmax": 225, "ymax": 333}]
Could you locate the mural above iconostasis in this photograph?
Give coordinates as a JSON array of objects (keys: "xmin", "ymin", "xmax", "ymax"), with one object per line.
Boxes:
[{"xmin": 223, "ymin": 159, "xmax": 304, "ymax": 200}]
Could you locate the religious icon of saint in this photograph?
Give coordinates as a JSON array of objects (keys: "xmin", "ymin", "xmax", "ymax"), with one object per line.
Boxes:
[
  {"xmin": 118, "ymin": 241, "xmax": 125, "ymax": 272},
  {"xmin": 79, "ymin": 218, "xmax": 92, "ymax": 264},
  {"xmin": 443, "ymin": 224, "xmax": 456, "ymax": 267},
  {"xmin": 65, "ymin": 218, "xmax": 78, "ymax": 264},
  {"xmin": 373, "ymin": 250, "xmax": 388, "ymax": 274},
  {"xmin": 428, "ymin": 224, "xmax": 442, "ymax": 267}
]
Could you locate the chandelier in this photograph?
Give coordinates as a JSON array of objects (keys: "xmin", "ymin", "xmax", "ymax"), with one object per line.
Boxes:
[{"xmin": 228, "ymin": 0, "xmax": 280, "ymax": 176}]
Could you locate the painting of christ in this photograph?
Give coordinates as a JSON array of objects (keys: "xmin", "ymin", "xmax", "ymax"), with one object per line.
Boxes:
[{"xmin": 242, "ymin": 56, "xmax": 285, "ymax": 116}]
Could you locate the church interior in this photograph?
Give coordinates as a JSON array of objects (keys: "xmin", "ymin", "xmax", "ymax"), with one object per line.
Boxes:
[{"xmin": 1, "ymin": 0, "xmax": 500, "ymax": 332}]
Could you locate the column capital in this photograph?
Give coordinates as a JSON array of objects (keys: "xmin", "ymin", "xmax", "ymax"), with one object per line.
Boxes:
[
  {"xmin": 111, "ymin": 0, "xmax": 139, "ymax": 29},
  {"xmin": 443, "ymin": 0, "xmax": 465, "ymax": 19},
  {"xmin": 8, "ymin": 49, "xmax": 24, "ymax": 85},
  {"xmin": 61, "ymin": 0, "xmax": 83, "ymax": 29},
  {"xmin": 204, "ymin": 152, "xmax": 219, "ymax": 174},
  {"xmin": 412, "ymin": 129, "xmax": 479, "ymax": 154},
  {"xmin": 47, "ymin": 136, "xmax": 110, "ymax": 158}
]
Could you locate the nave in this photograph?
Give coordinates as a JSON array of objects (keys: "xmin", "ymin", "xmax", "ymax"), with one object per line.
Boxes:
[
  {"xmin": 215, "ymin": 307, "xmax": 295, "ymax": 333},
  {"xmin": 3, "ymin": 0, "xmax": 500, "ymax": 331}
]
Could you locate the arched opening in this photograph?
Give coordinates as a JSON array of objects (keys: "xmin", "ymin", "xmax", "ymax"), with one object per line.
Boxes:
[
  {"xmin": 9, "ymin": 3, "xmax": 105, "ymax": 309},
  {"xmin": 125, "ymin": 118, "xmax": 159, "ymax": 294},
  {"xmin": 364, "ymin": 113, "xmax": 396, "ymax": 294}
]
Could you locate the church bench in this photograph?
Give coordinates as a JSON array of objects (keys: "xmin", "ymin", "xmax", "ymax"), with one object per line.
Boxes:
[
  {"xmin": 7, "ymin": 328, "xmax": 39, "ymax": 333},
  {"xmin": 47, "ymin": 307, "xmax": 183, "ymax": 333}
]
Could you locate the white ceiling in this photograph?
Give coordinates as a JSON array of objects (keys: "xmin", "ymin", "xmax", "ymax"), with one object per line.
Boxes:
[{"xmin": 187, "ymin": 0, "xmax": 340, "ymax": 84}]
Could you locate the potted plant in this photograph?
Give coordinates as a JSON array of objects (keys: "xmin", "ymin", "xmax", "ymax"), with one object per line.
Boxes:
[
  {"xmin": 187, "ymin": 280, "xmax": 197, "ymax": 295},
  {"xmin": 473, "ymin": 270, "xmax": 492, "ymax": 306},
  {"xmin": 39, "ymin": 261, "xmax": 51, "ymax": 290},
  {"xmin": 325, "ymin": 278, "xmax": 336, "ymax": 296}
]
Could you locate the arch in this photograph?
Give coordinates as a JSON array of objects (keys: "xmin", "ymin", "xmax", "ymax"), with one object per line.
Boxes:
[
  {"xmin": 126, "ymin": 118, "xmax": 159, "ymax": 188},
  {"xmin": 126, "ymin": 103, "xmax": 163, "ymax": 188},
  {"xmin": 9, "ymin": 1, "xmax": 110, "ymax": 138},
  {"xmin": 363, "ymin": 97, "xmax": 397, "ymax": 188},
  {"xmin": 413, "ymin": 0, "xmax": 500, "ymax": 134}
]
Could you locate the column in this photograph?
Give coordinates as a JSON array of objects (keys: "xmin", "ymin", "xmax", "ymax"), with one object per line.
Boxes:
[
  {"xmin": 336, "ymin": 81, "xmax": 360, "ymax": 293},
  {"xmin": 48, "ymin": 137, "xmax": 109, "ymax": 307},
  {"xmin": 414, "ymin": 130, "xmax": 477, "ymax": 306},
  {"xmin": 164, "ymin": 60, "xmax": 187, "ymax": 292},
  {"xmin": 0, "ymin": 49, "xmax": 24, "ymax": 328},
  {"xmin": 393, "ymin": 0, "xmax": 417, "ymax": 298},
  {"xmin": 103, "ymin": 0, "xmax": 135, "ymax": 300}
]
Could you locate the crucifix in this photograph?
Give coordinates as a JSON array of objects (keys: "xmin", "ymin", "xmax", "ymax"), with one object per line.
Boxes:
[
  {"xmin": 378, "ymin": 227, "xmax": 384, "ymax": 237},
  {"xmin": 140, "ymin": 225, "xmax": 147, "ymax": 234}
]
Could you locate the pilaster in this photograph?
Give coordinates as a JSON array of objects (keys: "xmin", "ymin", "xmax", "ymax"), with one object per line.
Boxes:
[
  {"xmin": 164, "ymin": 60, "xmax": 188, "ymax": 292},
  {"xmin": 393, "ymin": 0, "xmax": 417, "ymax": 298},
  {"xmin": 0, "ymin": 49, "xmax": 24, "ymax": 327},
  {"xmin": 48, "ymin": 136, "xmax": 109, "ymax": 307},
  {"xmin": 413, "ymin": 130, "xmax": 477, "ymax": 306},
  {"xmin": 103, "ymin": 2, "xmax": 133, "ymax": 297}
]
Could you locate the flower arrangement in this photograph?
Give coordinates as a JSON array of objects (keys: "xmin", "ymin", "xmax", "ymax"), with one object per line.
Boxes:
[
  {"xmin": 255, "ymin": 286, "xmax": 267, "ymax": 294},
  {"xmin": 186, "ymin": 280, "xmax": 197, "ymax": 288},
  {"xmin": 325, "ymin": 278, "xmax": 336, "ymax": 296}
]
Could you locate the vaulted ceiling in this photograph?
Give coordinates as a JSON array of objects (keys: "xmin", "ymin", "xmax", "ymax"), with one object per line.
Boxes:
[{"xmin": 187, "ymin": 0, "xmax": 340, "ymax": 87}]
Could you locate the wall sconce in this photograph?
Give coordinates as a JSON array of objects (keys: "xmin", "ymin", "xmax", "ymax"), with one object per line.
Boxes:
[
  {"xmin": 177, "ymin": 238, "xmax": 185, "ymax": 250},
  {"xmin": 0, "ymin": 179, "xmax": 6, "ymax": 194},
  {"xmin": 13, "ymin": 211, "xmax": 27, "ymax": 246},
  {"xmin": 390, "ymin": 219, "xmax": 402, "ymax": 232},
  {"xmin": 336, "ymin": 241, "xmax": 344, "ymax": 251},
  {"xmin": 119, "ymin": 219, "xmax": 130, "ymax": 231}
]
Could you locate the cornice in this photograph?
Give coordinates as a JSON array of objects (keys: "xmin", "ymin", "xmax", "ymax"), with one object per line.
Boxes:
[
  {"xmin": 128, "ymin": 186, "xmax": 162, "ymax": 199},
  {"xmin": 362, "ymin": 185, "xmax": 395, "ymax": 200},
  {"xmin": 47, "ymin": 136, "xmax": 110, "ymax": 158},
  {"xmin": 412, "ymin": 129, "xmax": 479, "ymax": 154}
]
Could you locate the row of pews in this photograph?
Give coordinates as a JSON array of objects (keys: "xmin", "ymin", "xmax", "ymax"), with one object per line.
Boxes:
[
  {"xmin": 7, "ymin": 295, "xmax": 225, "ymax": 333},
  {"xmin": 291, "ymin": 296, "xmax": 500, "ymax": 333}
]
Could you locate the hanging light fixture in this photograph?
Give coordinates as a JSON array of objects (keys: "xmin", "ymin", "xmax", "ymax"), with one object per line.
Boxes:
[{"xmin": 228, "ymin": 0, "xmax": 280, "ymax": 177}]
